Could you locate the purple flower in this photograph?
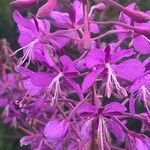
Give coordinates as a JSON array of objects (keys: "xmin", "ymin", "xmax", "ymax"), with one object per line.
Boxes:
[
  {"xmin": 77, "ymin": 102, "xmax": 126, "ymax": 146},
  {"xmin": 82, "ymin": 45, "xmax": 144, "ymax": 97},
  {"xmin": 116, "ymin": 3, "xmax": 150, "ymax": 54},
  {"xmin": 129, "ymin": 59, "xmax": 150, "ymax": 113},
  {"xmin": 16, "ymin": 55, "xmax": 83, "ymax": 104},
  {"xmin": 50, "ymin": 0, "xmax": 99, "ymax": 46},
  {"xmin": 12, "ymin": 11, "xmax": 67, "ymax": 67}
]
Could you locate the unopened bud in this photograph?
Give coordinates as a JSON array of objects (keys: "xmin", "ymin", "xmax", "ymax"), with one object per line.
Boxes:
[
  {"xmin": 95, "ymin": 3, "xmax": 105, "ymax": 13},
  {"xmin": 36, "ymin": 0, "xmax": 57, "ymax": 18},
  {"xmin": 10, "ymin": 0, "xmax": 38, "ymax": 9},
  {"xmin": 123, "ymin": 7, "xmax": 150, "ymax": 23}
]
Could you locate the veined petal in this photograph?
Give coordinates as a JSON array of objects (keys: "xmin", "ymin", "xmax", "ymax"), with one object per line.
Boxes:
[
  {"xmin": 31, "ymin": 72, "xmax": 53, "ymax": 87},
  {"xmin": 50, "ymin": 11, "xmax": 71, "ymax": 25},
  {"xmin": 103, "ymin": 102, "xmax": 127, "ymax": 114},
  {"xmin": 44, "ymin": 120, "xmax": 69, "ymax": 141},
  {"xmin": 85, "ymin": 48, "xmax": 105, "ymax": 69},
  {"xmin": 72, "ymin": 0, "xmax": 83, "ymax": 23},
  {"xmin": 60, "ymin": 55, "xmax": 78, "ymax": 76},
  {"xmin": 65, "ymin": 77, "xmax": 83, "ymax": 100},
  {"xmin": 81, "ymin": 120, "xmax": 92, "ymax": 142},
  {"xmin": 13, "ymin": 11, "xmax": 36, "ymax": 32},
  {"xmin": 107, "ymin": 119, "xmax": 125, "ymax": 142},
  {"xmin": 111, "ymin": 49, "xmax": 135, "ymax": 64},
  {"xmin": 113, "ymin": 59, "xmax": 145, "ymax": 81},
  {"xmin": 133, "ymin": 35, "xmax": 150, "ymax": 54},
  {"xmin": 82, "ymin": 70, "xmax": 102, "ymax": 92},
  {"xmin": 77, "ymin": 103, "xmax": 98, "ymax": 115}
]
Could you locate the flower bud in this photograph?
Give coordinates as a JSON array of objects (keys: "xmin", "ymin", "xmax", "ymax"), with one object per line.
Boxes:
[
  {"xmin": 36, "ymin": 0, "xmax": 57, "ymax": 18},
  {"xmin": 10, "ymin": 0, "xmax": 38, "ymax": 9},
  {"xmin": 123, "ymin": 7, "xmax": 150, "ymax": 23},
  {"xmin": 95, "ymin": 3, "xmax": 105, "ymax": 13}
]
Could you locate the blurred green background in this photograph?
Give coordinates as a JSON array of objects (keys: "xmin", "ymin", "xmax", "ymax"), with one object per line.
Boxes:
[{"xmin": 0, "ymin": 0, "xmax": 150, "ymax": 149}]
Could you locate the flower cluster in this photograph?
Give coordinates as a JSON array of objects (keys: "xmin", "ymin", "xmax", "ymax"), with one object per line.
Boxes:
[{"xmin": 1, "ymin": 0, "xmax": 150, "ymax": 149}]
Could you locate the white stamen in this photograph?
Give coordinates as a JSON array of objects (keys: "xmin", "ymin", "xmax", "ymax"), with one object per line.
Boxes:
[
  {"xmin": 105, "ymin": 63, "xmax": 127, "ymax": 98},
  {"xmin": 10, "ymin": 39, "xmax": 39, "ymax": 67},
  {"xmin": 48, "ymin": 72, "xmax": 63, "ymax": 105}
]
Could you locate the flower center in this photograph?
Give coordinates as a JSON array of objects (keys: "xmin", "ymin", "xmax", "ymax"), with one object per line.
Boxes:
[
  {"xmin": 48, "ymin": 72, "xmax": 63, "ymax": 105},
  {"xmin": 105, "ymin": 63, "xmax": 127, "ymax": 98},
  {"xmin": 10, "ymin": 39, "xmax": 39, "ymax": 67}
]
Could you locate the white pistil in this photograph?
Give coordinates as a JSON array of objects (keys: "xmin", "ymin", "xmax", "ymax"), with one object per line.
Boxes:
[
  {"xmin": 10, "ymin": 39, "xmax": 39, "ymax": 67},
  {"xmin": 105, "ymin": 63, "xmax": 127, "ymax": 98},
  {"xmin": 48, "ymin": 72, "xmax": 63, "ymax": 106}
]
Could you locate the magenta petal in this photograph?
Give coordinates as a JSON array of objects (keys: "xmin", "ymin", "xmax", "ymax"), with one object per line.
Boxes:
[
  {"xmin": 42, "ymin": 49, "xmax": 56, "ymax": 68},
  {"xmin": 65, "ymin": 78, "xmax": 83, "ymax": 100},
  {"xmin": 82, "ymin": 70, "xmax": 101, "ymax": 92},
  {"xmin": 15, "ymin": 66, "xmax": 33, "ymax": 78},
  {"xmin": 23, "ymin": 78, "xmax": 43, "ymax": 96},
  {"xmin": 50, "ymin": 11, "xmax": 71, "ymax": 25},
  {"xmin": 133, "ymin": 36, "xmax": 150, "ymax": 54},
  {"xmin": 77, "ymin": 103, "xmax": 98, "ymax": 115},
  {"xmin": 107, "ymin": 119, "xmax": 125, "ymax": 142},
  {"xmin": 81, "ymin": 120, "xmax": 92, "ymax": 142},
  {"xmin": 120, "ymin": 3, "xmax": 136, "ymax": 24},
  {"xmin": 135, "ymin": 137, "xmax": 150, "ymax": 150},
  {"xmin": 60, "ymin": 55, "xmax": 78, "ymax": 76},
  {"xmin": 111, "ymin": 49, "xmax": 135, "ymax": 63},
  {"xmin": 13, "ymin": 11, "xmax": 36, "ymax": 31},
  {"xmin": 104, "ymin": 102, "xmax": 127, "ymax": 113},
  {"xmin": 129, "ymin": 77, "xmax": 145, "ymax": 93},
  {"xmin": 72, "ymin": 0, "xmax": 83, "ymax": 22},
  {"xmin": 31, "ymin": 72, "xmax": 52, "ymax": 87},
  {"xmin": 90, "ymin": 23, "xmax": 99, "ymax": 34},
  {"xmin": 44, "ymin": 120, "xmax": 69, "ymax": 141},
  {"xmin": 113, "ymin": 59, "xmax": 145, "ymax": 81},
  {"xmin": 85, "ymin": 48, "xmax": 105, "ymax": 69},
  {"xmin": 115, "ymin": 25, "xmax": 129, "ymax": 40},
  {"xmin": 0, "ymin": 98, "xmax": 8, "ymax": 107}
]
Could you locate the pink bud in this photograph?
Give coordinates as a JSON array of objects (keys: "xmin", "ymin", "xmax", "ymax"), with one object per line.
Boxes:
[
  {"xmin": 95, "ymin": 3, "xmax": 105, "ymax": 13},
  {"xmin": 133, "ymin": 27, "xmax": 150, "ymax": 37},
  {"xmin": 36, "ymin": 0, "xmax": 57, "ymax": 18},
  {"xmin": 123, "ymin": 7, "xmax": 150, "ymax": 23},
  {"xmin": 10, "ymin": 0, "xmax": 38, "ymax": 9}
]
